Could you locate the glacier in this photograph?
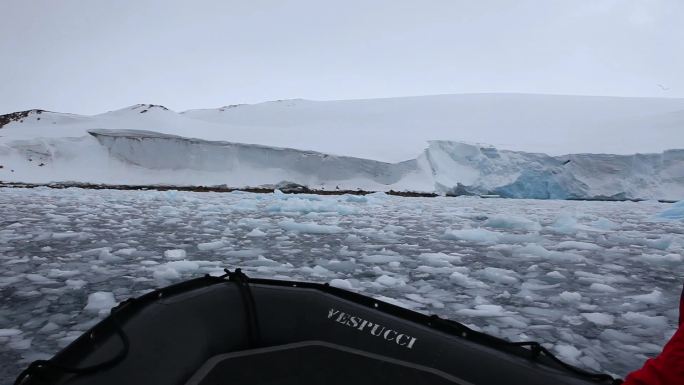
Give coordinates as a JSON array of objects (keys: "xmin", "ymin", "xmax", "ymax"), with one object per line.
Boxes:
[
  {"xmin": 0, "ymin": 128, "xmax": 682, "ymax": 201},
  {"xmin": 0, "ymin": 94, "xmax": 683, "ymax": 200}
]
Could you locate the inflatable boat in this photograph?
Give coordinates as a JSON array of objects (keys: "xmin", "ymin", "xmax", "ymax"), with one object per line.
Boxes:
[{"xmin": 15, "ymin": 269, "xmax": 621, "ymax": 385}]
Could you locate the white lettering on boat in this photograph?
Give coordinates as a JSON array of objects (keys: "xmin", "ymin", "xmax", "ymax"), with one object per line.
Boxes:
[{"xmin": 327, "ymin": 308, "xmax": 417, "ymax": 349}]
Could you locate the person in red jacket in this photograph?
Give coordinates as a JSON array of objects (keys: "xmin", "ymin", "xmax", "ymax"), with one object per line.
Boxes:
[{"xmin": 622, "ymin": 285, "xmax": 684, "ymax": 385}]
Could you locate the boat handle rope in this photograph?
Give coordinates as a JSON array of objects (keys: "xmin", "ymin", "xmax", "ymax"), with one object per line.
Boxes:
[
  {"xmin": 225, "ymin": 268, "xmax": 262, "ymax": 348},
  {"xmin": 13, "ymin": 317, "xmax": 130, "ymax": 385}
]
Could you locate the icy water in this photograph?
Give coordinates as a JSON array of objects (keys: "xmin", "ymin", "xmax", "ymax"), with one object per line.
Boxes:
[{"xmin": 1, "ymin": 188, "xmax": 682, "ymax": 383}]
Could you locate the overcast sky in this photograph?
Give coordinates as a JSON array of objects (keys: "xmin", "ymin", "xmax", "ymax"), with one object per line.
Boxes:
[{"xmin": 1, "ymin": 0, "xmax": 683, "ymax": 115}]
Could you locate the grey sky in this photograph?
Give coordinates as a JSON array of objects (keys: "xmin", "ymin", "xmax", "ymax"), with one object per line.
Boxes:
[{"xmin": 1, "ymin": 0, "xmax": 683, "ymax": 115}]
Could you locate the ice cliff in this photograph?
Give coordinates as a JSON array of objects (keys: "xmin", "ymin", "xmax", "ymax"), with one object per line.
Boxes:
[{"xmin": 4, "ymin": 129, "xmax": 678, "ymax": 200}]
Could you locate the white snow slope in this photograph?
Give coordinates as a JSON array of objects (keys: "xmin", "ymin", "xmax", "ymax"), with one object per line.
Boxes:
[{"xmin": 1, "ymin": 94, "xmax": 683, "ymax": 200}]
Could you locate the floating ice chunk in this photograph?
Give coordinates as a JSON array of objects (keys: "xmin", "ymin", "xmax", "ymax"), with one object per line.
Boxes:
[
  {"xmin": 38, "ymin": 322, "xmax": 60, "ymax": 333},
  {"xmin": 622, "ymin": 312, "xmax": 669, "ymax": 329},
  {"xmin": 0, "ymin": 276, "xmax": 22, "ymax": 287},
  {"xmin": 366, "ymin": 192, "xmax": 389, "ymax": 201},
  {"xmin": 8, "ymin": 338, "xmax": 31, "ymax": 349},
  {"xmin": 657, "ymin": 200, "xmax": 684, "ymax": 221},
  {"xmin": 591, "ymin": 217, "xmax": 619, "ymax": 230},
  {"xmin": 245, "ymin": 256, "xmax": 281, "ymax": 267},
  {"xmin": 246, "ymin": 228, "xmax": 267, "ymax": 237},
  {"xmin": 113, "ymin": 248, "xmax": 137, "ymax": 256},
  {"xmin": 267, "ymin": 197, "xmax": 356, "ymax": 215},
  {"xmin": 483, "ymin": 214, "xmax": 541, "ymax": 231},
  {"xmin": 344, "ymin": 234, "xmax": 362, "ymax": 243},
  {"xmin": 321, "ymin": 259, "xmax": 359, "ymax": 273},
  {"xmin": 5, "ymin": 257, "xmax": 29, "ymax": 265},
  {"xmin": 153, "ymin": 266, "xmax": 180, "ymax": 281},
  {"xmin": 163, "ymin": 260, "xmax": 200, "ymax": 273},
  {"xmin": 361, "ymin": 254, "xmax": 405, "ymax": 264},
  {"xmin": 0, "ymin": 329, "xmax": 22, "ymax": 337},
  {"xmin": 546, "ymin": 271, "xmax": 566, "ymax": 279},
  {"xmin": 338, "ymin": 246, "xmax": 357, "ymax": 257},
  {"xmin": 47, "ymin": 269, "xmax": 80, "ymax": 278},
  {"xmin": 164, "ymin": 249, "xmax": 187, "ymax": 260},
  {"xmin": 418, "ymin": 252, "xmax": 462, "ymax": 266},
  {"xmin": 520, "ymin": 282, "xmax": 559, "ymax": 291},
  {"xmin": 456, "ymin": 304, "xmax": 514, "ymax": 317},
  {"xmin": 589, "ymin": 283, "xmax": 618, "ymax": 293},
  {"xmin": 477, "ymin": 267, "xmax": 519, "ymax": 285},
  {"xmin": 626, "ymin": 290, "xmax": 663, "ymax": 305},
  {"xmin": 554, "ymin": 344, "xmax": 582, "ymax": 365},
  {"xmin": 559, "ymin": 291, "xmax": 583, "ymax": 303},
  {"xmin": 24, "ymin": 274, "xmax": 57, "ymax": 285},
  {"xmin": 310, "ymin": 265, "xmax": 334, "ymax": 276},
  {"xmin": 343, "ymin": 194, "xmax": 368, "ymax": 203},
  {"xmin": 513, "ymin": 243, "xmax": 585, "ymax": 263},
  {"xmin": 98, "ymin": 248, "xmax": 123, "ymax": 263},
  {"xmin": 197, "ymin": 240, "xmax": 226, "ymax": 251},
  {"xmin": 578, "ymin": 303, "xmax": 599, "ymax": 311},
  {"xmin": 551, "ymin": 214, "xmax": 580, "ymax": 235},
  {"xmin": 555, "ymin": 241, "xmax": 603, "ymax": 251},
  {"xmin": 497, "ymin": 316, "xmax": 528, "ymax": 329},
  {"xmin": 231, "ymin": 200, "xmax": 258, "ymax": 212},
  {"xmin": 638, "ymin": 253, "xmax": 681, "ymax": 264},
  {"xmin": 225, "ymin": 249, "xmax": 265, "ymax": 258},
  {"xmin": 581, "ymin": 312, "xmax": 615, "ymax": 326},
  {"xmin": 599, "ymin": 329, "xmax": 640, "ymax": 343},
  {"xmin": 551, "ymin": 214, "xmax": 607, "ymax": 235},
  {"xmin": 84, "ymin": 292, "xmax": 117, "ymax": 315},
  {"xmin": 449, "ymin": 271, "xmax": 488, "ymax": 288},
  {"xmin": 52, "ymin": 231, "xmax": 85, "ymax": 239},
  {"xmin": 443, "ymin": 228, "xmax": 500, "ymax": 244},
  {"xmin": 278, "ymin": 220, "xmax": 343, "ymax": 234},
  {"xmin": 375, "ymin": 275, "xmax": 406, "ymax": 287},
  {"xmin": 575, "ymin": 271, "xmax": 624, "ymax": 285},
  {"xmin": 330, "ymin": 278, "xmax": 354, "ymax": 290},
  {"xmin": 645, "ymin": 238, "xmax": 672, "ymax": 251}
]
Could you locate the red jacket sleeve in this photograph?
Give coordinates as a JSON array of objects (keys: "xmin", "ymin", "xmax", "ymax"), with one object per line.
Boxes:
[{"xmin": 622, "ymin": 287, "xmax": 684, "ymax": 385}]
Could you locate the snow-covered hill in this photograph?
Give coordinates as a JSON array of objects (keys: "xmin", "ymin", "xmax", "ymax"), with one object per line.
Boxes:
[{"xmin": 1, "ymin": 94, "xmax": 683, "ymax": 200}]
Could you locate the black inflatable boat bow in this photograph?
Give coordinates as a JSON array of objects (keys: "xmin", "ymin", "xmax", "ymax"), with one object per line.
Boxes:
[{"xmin": 13, "ymin": 269, "xmax": 623, "ymax": 385}]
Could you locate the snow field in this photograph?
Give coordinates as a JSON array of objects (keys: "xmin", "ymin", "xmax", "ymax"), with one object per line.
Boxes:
[{"xmin": 0, "ymin": 188, "xmax": 682, "ymax": 383}]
